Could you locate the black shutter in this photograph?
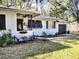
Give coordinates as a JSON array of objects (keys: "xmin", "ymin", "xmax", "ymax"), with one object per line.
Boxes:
[
  {"xmin": 0, "ymin": 14, "xmax": 6, "ymax": 30},
  {"xmin": 46, "ymin": 21, "xmax": 48, "ymax": 29}
]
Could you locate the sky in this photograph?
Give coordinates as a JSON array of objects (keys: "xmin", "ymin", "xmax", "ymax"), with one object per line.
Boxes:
[{"xmin": 30, "ymin": 0, "xmax": 50, "ymax": 14}]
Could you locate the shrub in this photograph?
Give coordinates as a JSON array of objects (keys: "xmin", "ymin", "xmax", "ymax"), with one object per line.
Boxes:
[
  {"xmin": 31, "ymin": 35, "xmax": 36, "ymax": 40},
  {"xmin": 67, "ymin": 31, "xmax": 70, "ymax": 34},
  {"xmin": 42, "ymin": 32, "xmax": 48, "ymax": 37},
  {"xmin": 0, "ymin": 33, "xmax": 14, "ymax": 47},
  {"xmin": 53, "ymin": 32, "xmax": 59, "ymax": 37},
  {"xmin": 48, "ymin": 34, "xmax": 53, "ymax": 37}
]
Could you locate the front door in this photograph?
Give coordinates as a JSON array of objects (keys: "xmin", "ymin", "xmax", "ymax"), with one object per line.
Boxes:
[
  {"xmin": 17, "ymin": 19, "xmax": 23, "ymax": 31},
  {"xmin": 59, "ymin": 24, "xmax": 66, "ymax": 34}
]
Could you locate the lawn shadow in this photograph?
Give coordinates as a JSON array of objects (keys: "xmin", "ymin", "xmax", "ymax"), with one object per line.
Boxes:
[{"xmin": 23, "ymin": 39, "xmax": 71, "ymax": 58}]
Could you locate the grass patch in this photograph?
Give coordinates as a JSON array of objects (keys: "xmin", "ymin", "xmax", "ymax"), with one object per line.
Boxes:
[
  {"xmin": 58, "ymin": 39, "xmax": 79, "ymax": 45},
  {"xmin": 23, "ymin": 39, "xmax": 70, "ymax": 59},
  {"xmin": 24, "ymin": 39, "xmax": 79, "ymax": 59},
  {"xmin": 0, "ymin": 39, "xmax": 79, "ymax": 59}
]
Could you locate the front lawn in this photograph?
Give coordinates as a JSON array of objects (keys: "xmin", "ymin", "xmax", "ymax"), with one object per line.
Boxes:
[
  {"xmin": 0, "ymin": 39, "xmax": 79, "ymax": 59},
  {"xmin": 24, "ymin": 39, "xmax": 79, "ymax": 59}
]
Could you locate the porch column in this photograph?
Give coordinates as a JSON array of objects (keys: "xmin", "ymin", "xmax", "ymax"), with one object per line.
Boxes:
[
  {"xmin": 42, "ymin": 20, "xmax": 46, "ymax": 29},
  {"xmin": 6, "ymin": 12, "xmax": 17, "ymax": 33}
]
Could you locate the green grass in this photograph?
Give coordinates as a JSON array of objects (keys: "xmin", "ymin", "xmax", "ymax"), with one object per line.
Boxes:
[
  {"xmin": 0, "ymin": 38, "xmax": 79, "ymax": 59},
  {"xmin": 24, "ymin": 39, "xmax": 79, "ymax": 59}
]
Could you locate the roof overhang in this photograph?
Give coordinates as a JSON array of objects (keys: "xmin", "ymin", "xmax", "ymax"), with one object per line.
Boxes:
[
  {"xmin": 0, "ymin": 7, "xmax": 40, "ymax": 17},
  {"xmin": 33, "ymin": 15, "xmax": 68, "ymax": 23},
  {"xmin": 33, "ymin": 15, "xmax": 58, "ymax": 21}
]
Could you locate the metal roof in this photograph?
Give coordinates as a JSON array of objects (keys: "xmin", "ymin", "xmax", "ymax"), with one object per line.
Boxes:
[
  {"xmin": 33, "ymin": 15, "xmax": 59, "ymax": 21},
  {"xmin": 0, "ymin": 7, "xmax": 40, "ymax": 16}
]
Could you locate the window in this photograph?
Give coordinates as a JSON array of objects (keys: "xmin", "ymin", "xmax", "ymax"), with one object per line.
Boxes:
[
  {"xmin": 28, "ymin": 20, "xmax": 42, "ymax": 28},
  {"xmin": 36, "ymin": 20, "xmax": 42, "ymax": 28},
  {"xmin": 28, "ymin": 20, "xmax": 35, "ymax": 28},
  {"xmin": 31, "ymin": 20, "xmax": 36, "ymax": 28},
  {"xmin": 0, "ymin": 14, "xmax": 6, "ymax": 30}
]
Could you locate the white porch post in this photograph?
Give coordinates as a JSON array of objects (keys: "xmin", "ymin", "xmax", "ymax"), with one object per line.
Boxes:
[{"xmin": 42, "ymin": 20, "xmax": 46, "ymax": 29}]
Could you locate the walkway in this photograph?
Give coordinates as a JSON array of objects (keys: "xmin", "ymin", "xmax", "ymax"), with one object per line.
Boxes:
[{"xmin": 36, "ymin": 34, "xmax": 79, "ymax": 40}]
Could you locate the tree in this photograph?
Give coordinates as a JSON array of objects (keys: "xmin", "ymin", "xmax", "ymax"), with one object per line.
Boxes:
[
  {"xmin": 49, "ymin": 0, "xmax": 69, "ymax": 19},
  {"xmin": 35, "ymin": 0, "xmax": 50, "ymax": 15},
  {"xmin": 0, "ymin": 0, "xmax": 16, "ymax": 7},
  {"xmin": 21, "ymin": 0, "xmax": 32, "ymax": 10},
  {"xmin": 49, "ymin": 0, "xmax": 79, "ymax": 22}
]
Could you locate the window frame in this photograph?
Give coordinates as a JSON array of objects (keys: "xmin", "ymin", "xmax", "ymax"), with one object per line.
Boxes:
[{"xmin": 28, "ymin": 20, "xmax": 42, "ymax": 28}]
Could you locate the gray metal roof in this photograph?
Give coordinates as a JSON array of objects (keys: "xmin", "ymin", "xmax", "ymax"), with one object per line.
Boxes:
[
  {"xmin": 0, "ymin": 7, "xmax": 40, "ymax": 16},
  {"xmin": 33, "ymin": 15, "xmax": 59, "ymax": 21}
]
